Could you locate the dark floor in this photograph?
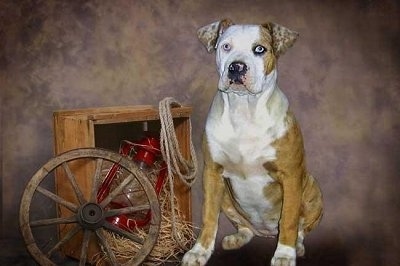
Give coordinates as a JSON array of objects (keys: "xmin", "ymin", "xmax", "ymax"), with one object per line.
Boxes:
[
  {"xmin": 207, "ymin": 238, "xmax": 348, "ymax": 266},
  {"xmin": 0, "ymin": 238, "xmax": 38, "ymax": 266},
  {"xmin": 0, "ymin": 237, "xmax": 348, "ymax": 266}
]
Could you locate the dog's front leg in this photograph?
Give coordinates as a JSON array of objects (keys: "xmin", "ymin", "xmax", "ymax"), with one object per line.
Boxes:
[
  {"xmin": 182, "ymin": 140, "xmax": 224, "ymax": 266},
  {"xmin": 271, "ymin": 176, "xmax": 302, "ymax": 266},
  {"xmin": 269, "ymin": 117, "xmax": 306, "ymax": 266}
]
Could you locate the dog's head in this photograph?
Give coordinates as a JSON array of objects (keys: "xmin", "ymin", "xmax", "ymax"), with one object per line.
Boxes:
[{"xmin": 198, "ymin": 19, "xmax": 298, "ymax": 95}]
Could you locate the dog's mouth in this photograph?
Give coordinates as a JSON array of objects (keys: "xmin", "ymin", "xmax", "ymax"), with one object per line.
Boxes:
[
  {"xmin": 218, "ymin": 60, "xmax": 264, "ymax": 95},
  {"xmin": 219, "ymin": 80, "xmax": 257, "ymax": 95}
]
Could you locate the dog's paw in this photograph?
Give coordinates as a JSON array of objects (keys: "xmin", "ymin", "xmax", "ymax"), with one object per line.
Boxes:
[
  {"xmin": 270, "ymin": 243, "xmax": 296, "ymax": 266},
  {"xmin": 181, "ymin": 243, "xmax": 212, "ymax": 266},
  {"xmin": 222, "ymin": 227, "xmax": 254, "ymax": 250}
]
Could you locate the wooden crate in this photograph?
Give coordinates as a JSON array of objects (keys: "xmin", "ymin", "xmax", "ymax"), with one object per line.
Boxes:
[{"xmin": 53, "ymin": 105, "xmax": 192, "ymax": 261}]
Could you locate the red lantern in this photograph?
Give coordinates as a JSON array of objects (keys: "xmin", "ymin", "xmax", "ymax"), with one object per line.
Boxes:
[{"xmin": 97, "ymin": 136, "xmax": 167, "ymax": 230}]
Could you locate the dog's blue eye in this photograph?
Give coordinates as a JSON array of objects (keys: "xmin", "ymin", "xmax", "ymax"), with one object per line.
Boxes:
[
  {"xmin": 222, "ymin": 43, "xmax": 231, "ymax": 51},
  {"xmin": 253, "ymin": 45, "xmax": 266, "ymax": 55}
]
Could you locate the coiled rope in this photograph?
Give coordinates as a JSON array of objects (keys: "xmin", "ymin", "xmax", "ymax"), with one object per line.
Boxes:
[{"xmin": 158, "ymin": 97, "xmax": 198, "ymax": 249}]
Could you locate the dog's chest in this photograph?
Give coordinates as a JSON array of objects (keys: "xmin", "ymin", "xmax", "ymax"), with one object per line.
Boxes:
[
  {"xmin": 206, "ymin": 94, "xmax": 286, "ymax": 180},
  {"xmin": 209, "ymin": 117, "xmax": 274, "ymax": 179}
]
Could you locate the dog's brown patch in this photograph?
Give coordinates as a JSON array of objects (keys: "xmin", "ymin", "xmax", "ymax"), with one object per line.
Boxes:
[
  {"xmin": 301, "ymin": 173, "xmax": 323, "ymax": 233},
  {"xmin": 263, "ymin": 112, "xmax": 305, "ymax": 246},
  {"xmin": 258, "ymin": 26, "xmax": 276, "ymax": 75},
  {"xmin": 263, "ymin": 181, "xmax": 282, "ymax": 205},
  {"xmin": 263, "ymin": 112, "xmax": 322, "ymax": 246},
  {"xmin": 262, "ymin": 22, "xmax": 299, "ymax": 58},
  {"xmin": 262, "ymin": 181, "xmax": 283, "ymax": 225},
  {"xmin": 196, "ymin": 137, "xmax": 226, "ymax": 249},
  {"xmin": 197, "ymin": 18, "xmax": 234, "ymax": 53}
]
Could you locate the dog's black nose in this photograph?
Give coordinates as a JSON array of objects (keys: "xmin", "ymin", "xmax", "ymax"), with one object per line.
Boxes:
[
  {"xmin": 228, "ymin": 62, "xmax": 247, "ymax": 75},
  {"xmin": 228, "ymin": 62, "xmax": 247, "ymax": 84}
]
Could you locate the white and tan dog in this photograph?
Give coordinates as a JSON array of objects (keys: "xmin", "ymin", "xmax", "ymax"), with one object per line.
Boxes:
[{"xmin": 182, "ymin": 19, "xmax": 323, "ymax": 266}]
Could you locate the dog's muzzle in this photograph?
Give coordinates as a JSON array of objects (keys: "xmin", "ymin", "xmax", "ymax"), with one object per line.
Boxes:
[{"xmin": 228, "ymin": 61, "xmax": 248, "ymax": 85}]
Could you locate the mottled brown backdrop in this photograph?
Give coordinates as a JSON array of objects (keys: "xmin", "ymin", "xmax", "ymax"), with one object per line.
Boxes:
[{"xmin": 1, "ymin": 0, "xmax": 399, "ymax": 265}]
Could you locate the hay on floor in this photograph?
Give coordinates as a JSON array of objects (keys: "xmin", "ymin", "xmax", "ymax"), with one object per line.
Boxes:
[{"xmin": 94, "ymin": 161, "xmax": 196, "ymax": 265}]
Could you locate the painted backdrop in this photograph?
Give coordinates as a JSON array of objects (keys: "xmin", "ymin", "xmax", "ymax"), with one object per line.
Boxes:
[{"xmin": 1, "ymin": 0, "xmax": 399, "ymax": 265}]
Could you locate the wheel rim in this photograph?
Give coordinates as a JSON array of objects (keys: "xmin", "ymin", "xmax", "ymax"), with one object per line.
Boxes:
[{"xmin": 19, "ymin": 148, "xmax": 161, "ymax": 266}]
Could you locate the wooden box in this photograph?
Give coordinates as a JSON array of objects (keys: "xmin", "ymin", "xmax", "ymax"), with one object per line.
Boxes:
[{"xmin": 53, "ymin": 105, "xmax": 192, "ymax": 261}]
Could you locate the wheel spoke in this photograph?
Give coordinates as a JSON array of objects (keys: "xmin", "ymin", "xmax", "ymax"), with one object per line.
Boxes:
[
  {"xmin": 103, "ymin": 221, "xmax": 144, "ymax": 245},
  {"xmin": 100, "ymin": 173, "xmax": 136, "ymax": 208},
  {"xmin": 30, "ymin": 215, "xmax": 77, "ymax": 227},
  {"xmin": 104, "ymin": 204, "xmax": 150, "ymax": 218},
  {"xmin": 79, "ymin": 229, "xmax": 91, "ymax": 266},
  {"xmin": 62, "ymin": 162, "xmax": 86, "ymax": 205},
  {"xmin": 90, "ymin": 158, "xmax": 103, "ymax": 203},
  {"xmin": 36, "ymin": 186, "xmax": 78, "ymax": 212},
  {"xmin": 95, "ymin": 228, "xmax": 119, "ymax": 265},
  {"xmin": 46, "ymin": 224, "xmax": 81, "ymax": 257}
]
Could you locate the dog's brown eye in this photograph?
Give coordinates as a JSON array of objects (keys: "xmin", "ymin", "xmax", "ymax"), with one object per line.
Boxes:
[
  {"xmin": 222, "ymin": 43, "xmax": 231, "ymax": 51},
  {"xmin": 253, "ymin": 45, "xmax": 266, "ymax": 55}
]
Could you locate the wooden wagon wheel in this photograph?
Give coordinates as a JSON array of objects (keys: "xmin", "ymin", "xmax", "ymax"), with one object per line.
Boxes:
[{"xmin": 19, "ymin": 148, "xmax": 161, "ymax": 266}]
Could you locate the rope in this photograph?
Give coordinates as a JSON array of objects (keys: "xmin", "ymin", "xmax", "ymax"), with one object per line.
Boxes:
[{"xmin": 158, "ymin": 97, "xmax": 198, "ymax": 249}]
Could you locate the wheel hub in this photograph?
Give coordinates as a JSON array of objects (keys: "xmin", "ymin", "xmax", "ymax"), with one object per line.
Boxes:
[{"xmin": 78, "ymin": 202, "xmax": 105, "ymax": 230}]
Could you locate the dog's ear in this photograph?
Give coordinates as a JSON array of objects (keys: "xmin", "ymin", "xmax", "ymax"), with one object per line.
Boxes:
[
  {"xmin": 263, "ymin": 22, "xmax": 299, "ymax": 57},
  {"xmin": 198, "ymin": 19, "xmax": 234, "ymax": 53}
]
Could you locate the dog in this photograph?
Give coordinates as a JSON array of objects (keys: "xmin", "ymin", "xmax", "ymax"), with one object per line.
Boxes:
[{"xmin": 182, "ymin": 19, "xmax": 323, "ymax": 266}]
